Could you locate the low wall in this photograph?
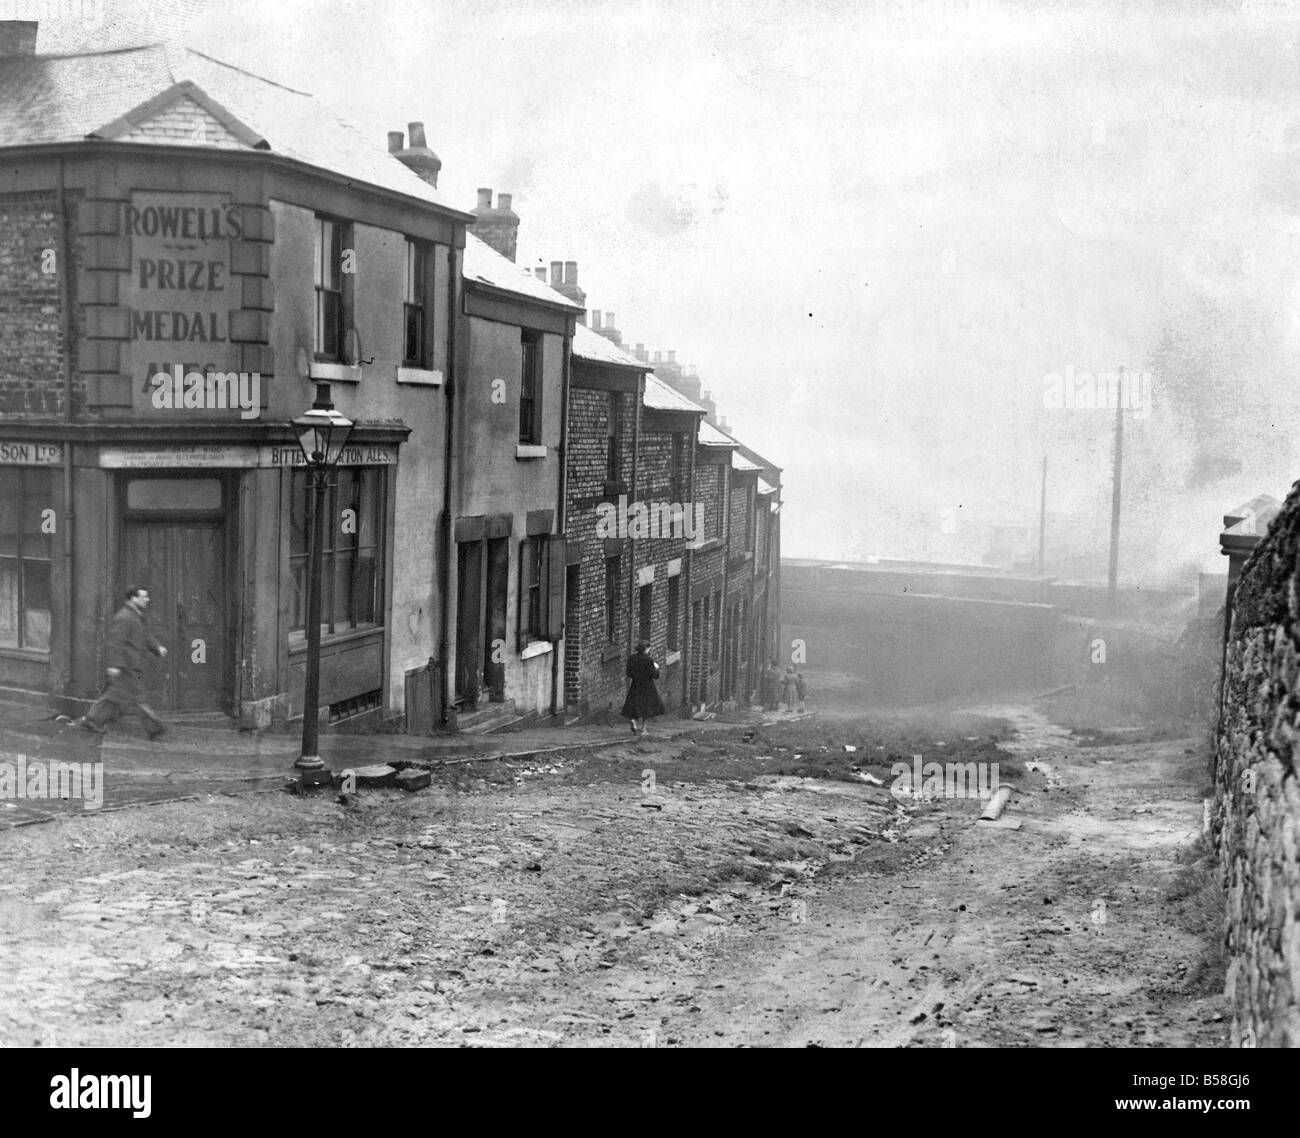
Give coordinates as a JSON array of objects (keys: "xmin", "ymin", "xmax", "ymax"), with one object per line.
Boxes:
[{"xmin": 1213, "ymin": 482, "xmax": 1300, "ymax": 1047}]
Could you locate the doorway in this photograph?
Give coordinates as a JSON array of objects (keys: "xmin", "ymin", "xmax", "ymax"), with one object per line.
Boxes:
[{"xmin": 120, "ymin": 476, "xmax": 229, "ymax": 712}]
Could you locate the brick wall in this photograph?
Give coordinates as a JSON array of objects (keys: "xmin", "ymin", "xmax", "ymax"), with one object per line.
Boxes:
[
  {"xmin": 1213, "ymin": 479, "xmax": 1300, "ymax": 1046},
  {"xmin": 564, "ymin": 381, "xmax": 638, "ymax": 715},
  {"xmin": 0, "ymin": 192, "xmax": 77, "ymax": 417},
  {"xmin": 631, "ymin": 414, "xmax": 694, "ymax": 710}
]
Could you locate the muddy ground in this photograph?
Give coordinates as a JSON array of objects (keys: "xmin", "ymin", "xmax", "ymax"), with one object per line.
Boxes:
[{"xmin": 0, "ymin": 704, "xmax": 1225, "ymax": 1047}]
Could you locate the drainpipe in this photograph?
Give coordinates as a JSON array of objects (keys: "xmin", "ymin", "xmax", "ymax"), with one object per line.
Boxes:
[
  {"xmin": 626, "ymin": 373, "xmax": 642, "ymax": 661},
  {"xmin": 549, "ymin": 318, "xmax": 572, "ymax": 719},
  {"xmin": 56, "ymin": 156, "xmax": 75, "ymax": 710},
  {"xmin": 438, "ymin": 242, "xmax": 459, "ymax": 724}
]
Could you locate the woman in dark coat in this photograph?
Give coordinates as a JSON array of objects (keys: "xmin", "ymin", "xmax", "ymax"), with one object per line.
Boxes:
[{"xmin": 622, "ymin": 642, "xmax": 665, "ymax": 734}]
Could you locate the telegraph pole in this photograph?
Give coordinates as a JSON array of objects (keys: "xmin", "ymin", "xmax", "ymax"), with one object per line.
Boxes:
[{"xmin": 1108, "ymin": 369, "xmax": 1124, "ymax": 611}]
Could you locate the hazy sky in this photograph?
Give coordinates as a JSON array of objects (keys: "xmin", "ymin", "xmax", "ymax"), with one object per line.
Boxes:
[{"xmin": 26, "ymin": 0, "xmax": 1300, "ymax": 576}]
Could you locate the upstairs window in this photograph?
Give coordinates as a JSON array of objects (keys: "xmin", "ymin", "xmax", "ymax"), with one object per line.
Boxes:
[
  {"xmin": 606, "ymin": 392, "xmax": 623, "ymax": 482},
  {"xmin": 519, "ymin": 331, "xmax": 541, "ymax": 444},
  {"xmin": 403, "ymin": 239, "xmax": 428, "ymax": 367},
  {"xmin": 314, "ymin": 215, "xmax": 351, "ymax": 361}
]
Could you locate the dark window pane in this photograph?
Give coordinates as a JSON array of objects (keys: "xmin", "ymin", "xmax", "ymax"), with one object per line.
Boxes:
[{"xmin": 22, "ymin": 559, "xmax": 50, "ymax": 651}]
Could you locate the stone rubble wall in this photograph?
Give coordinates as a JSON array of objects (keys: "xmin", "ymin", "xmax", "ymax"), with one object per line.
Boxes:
[{"xmin": 1213, "ymin": 480, "xmax": 1300, "ymax": 1047}]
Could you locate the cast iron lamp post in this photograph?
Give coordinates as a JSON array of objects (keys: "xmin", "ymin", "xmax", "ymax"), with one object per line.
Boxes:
[{"xmin": 291, "ymin": 382, "xmax": 353, "ymax": 774}]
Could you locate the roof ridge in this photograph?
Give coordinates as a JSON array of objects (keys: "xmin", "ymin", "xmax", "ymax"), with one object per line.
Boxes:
[{"xmin": 178, "ymin": 47, "xmax": 314, "ymax": 96}]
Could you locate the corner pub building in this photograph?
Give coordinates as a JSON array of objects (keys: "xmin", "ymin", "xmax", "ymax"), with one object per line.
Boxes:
[{"xmin": 0, "ymin": 30, "xmax": 471, "ymax": 729}]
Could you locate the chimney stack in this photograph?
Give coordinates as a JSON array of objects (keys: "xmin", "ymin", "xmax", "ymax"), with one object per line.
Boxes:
[
  {"xmin": 387, "ymin": 131, "xmax": 404, "ymax": 153},
  {"xmin": 470, "ymin": 188, "xmax": 521, "ymax": 262},
  {"xmin": 544, "ymin": 258, "xmax": 586, "ymax": 307},
  {"xmin": 595, "ymin": 312, "xmax": 621, "ymax": 345},
  {"xmin": 591, "ymin": 311, "xmax": 602, "ymax": 329},
  {"xmin": 391, "ymin": 120, "xmax": 442, "ymax": 187},
  {"xmin": 0, "ymin": 21, "xmax": 38, "ymax": 57},
  {"xmin": 653, "ymin": 350, "xmax": 662, "ymax": 364}
]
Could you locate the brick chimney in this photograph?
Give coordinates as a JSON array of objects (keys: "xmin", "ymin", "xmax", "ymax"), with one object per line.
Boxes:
[
  {"xmin": 595, "ymin": 311, "xmax": 621, "ymax": 346},
  {"xmin": 471, "ymin": 189, "xmax": 521, "ymax": 262},
  {"xmin": 0, "ymin": 22, "xmax": 37, "ymax": 57},
  {"xmin": 391, "ymin": 121, "xmax": 442, "ymax": 188},
  {"xmin": 546, "ymin": 260, "xmax": 586, "ymax": 308}
]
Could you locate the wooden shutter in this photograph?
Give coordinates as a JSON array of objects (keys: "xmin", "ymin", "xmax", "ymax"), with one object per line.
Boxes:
[{"xmin": 546, "ymin": 535, "xmax": 567, "ymax": 641}]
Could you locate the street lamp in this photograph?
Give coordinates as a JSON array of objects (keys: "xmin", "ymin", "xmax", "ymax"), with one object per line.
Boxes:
[{"xmin": 291, "ymin": 382, "xmax": 353, "ymax": 775}]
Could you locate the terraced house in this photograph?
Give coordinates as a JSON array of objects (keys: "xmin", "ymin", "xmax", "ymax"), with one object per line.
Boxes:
[{"xmin": 0, "ymin": 18, "xmax": 782, "ymax": 735}]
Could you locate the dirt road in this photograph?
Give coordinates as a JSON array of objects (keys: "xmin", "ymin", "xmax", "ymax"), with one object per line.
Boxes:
[
  {"xmin": 0, "ymin": 706, "xmax": 1225, "ymax": 1047},
  {"xmin": 662, "ymin": 707, "xmax": 1228, "ymax": 1047}
]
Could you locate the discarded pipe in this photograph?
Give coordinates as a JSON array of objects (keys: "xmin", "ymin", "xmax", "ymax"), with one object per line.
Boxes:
[{"xmin": 980, "ymin": 785, "xmax": 1014, "ymax": 821}]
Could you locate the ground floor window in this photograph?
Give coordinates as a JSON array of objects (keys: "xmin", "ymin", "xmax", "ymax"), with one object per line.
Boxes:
[
  {"xmin": 290, "ymin": 465, "xmax": 386, "ymax": 635},
  {"xmin": 0, "ymin": 467, "xmax": 53, "ymax": 651}
]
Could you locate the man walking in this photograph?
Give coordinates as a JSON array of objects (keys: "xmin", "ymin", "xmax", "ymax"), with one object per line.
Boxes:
[{"xmin": 79, "ymin": 586, "xmax": 168, "ymax": 740}]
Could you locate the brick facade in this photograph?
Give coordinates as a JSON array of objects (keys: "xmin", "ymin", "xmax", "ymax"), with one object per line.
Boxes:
[{"xmin": 0, "ymin": 192, "xmax": 78, "ymax": 417}]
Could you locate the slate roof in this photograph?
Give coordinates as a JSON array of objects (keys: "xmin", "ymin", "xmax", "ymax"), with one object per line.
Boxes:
[
  {"xmin": 0, "ymin": 41, "xmax": 469, "ymax": 215},
  {"xmin": 571, "ymin": 321, "xmax": 645, "ymax": 368},
  {"xmin": 462, "ymin": 232, "xmax": 584, "ymax": 309},
  {"xmin": 643, "ymin": 372, "xmax": 706, "ymax": 413},
  {"xmin": 698, "ymin": 419, "xmax": 738, "ymax": 448}
]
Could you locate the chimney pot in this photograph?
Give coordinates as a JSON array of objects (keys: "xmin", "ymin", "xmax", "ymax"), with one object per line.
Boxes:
[
  {"xmin": 477, "ymin": 187, "xmax": 493, "ymax": 209},
  {"xmin": 653, "ymin": 350, "xmax": 662, "ymax": 363},
  {"xmin": 534, "ymin": 267, "xmax": 547, "ymax": 281},
  {"xmin": 591, "ymin": 311, "xmax": 601, "ymax": 329},
  {"xmin": 550, "ymin": 262, "xmax": 563, "ymax": 285},
  {"xmin": 408, "ymin": 121, "xmax": 427, "ymax": 148},
  {"xmin": 605, "ymin": 312, "xmax": 616, "ymax": 328},
  {"xmin": 498, "ymin": 192, "xmax": 513, "ymax": 212},
  {"xmin": 388, "ymin": 131, "xmax": 404, "ymax": 153},
  {"xmin": 564, "ymin": 261, "xmax": 577, "ymax": 284},
  {"xmin": 667, "ymin": 350, "xmax": 676, "ymax": 364}
]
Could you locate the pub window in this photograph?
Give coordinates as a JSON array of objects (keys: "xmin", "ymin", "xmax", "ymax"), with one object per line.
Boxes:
[
  {"xmin": 666, "ymin": 575, "xmax": 680, "ymax": 652},
  {"xmin": 604, "ymin": 554, "xmax": 621, "ymax": 643},
  {"xmin": 606, "ymin": 392, "xmax": 622, "ymax": 481},
  {"xmin": 0, "ymin": 467, "xmax": 52, "ymax": 652},
  {"xmin": 638, "ymin": 582, "xmax": 652, "ymax": 646},
  {"xmin": 289, "ymin": 465, "xmax": 385, "ymax": 636},
  {"xmin": 314, "ymin": 215, "xmax": 352, "ymax": 360},
  {"xmin": 519, "ymin": 331, "xmax": 541, "ymax": 444},
  {"xmin": 403, "ymin": 238, "xmax": 428, "ymax": 367}
]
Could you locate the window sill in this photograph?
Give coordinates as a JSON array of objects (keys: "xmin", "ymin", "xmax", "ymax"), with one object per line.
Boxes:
[
  {"xmin": 516, "ymin": 445, "xmax": 548, "ymax": 460},
  {"xmin": 665, "ymin": 650, "xmax": 681, "ymax": 666},
  {"xmin": 397, "ymin": 366, "xmax": 444, "ymax": 386},
  {"xmin": 687, "ymin": 537, "xmax": 723, "ymax": 553},
  {"xmin": 309, "ymin": 361, "xmax": 361, "ymax": 383},
  {"xmin": 0, "ymin": 645, "xmax": 51, "ymax": 662},
  {"xmin": 287, "ymin": 624, "xmax": 383, "ymax": 652},
  {"xmin": 520, "ymin": 640, "xmax": 553, "ymax": 660}
]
